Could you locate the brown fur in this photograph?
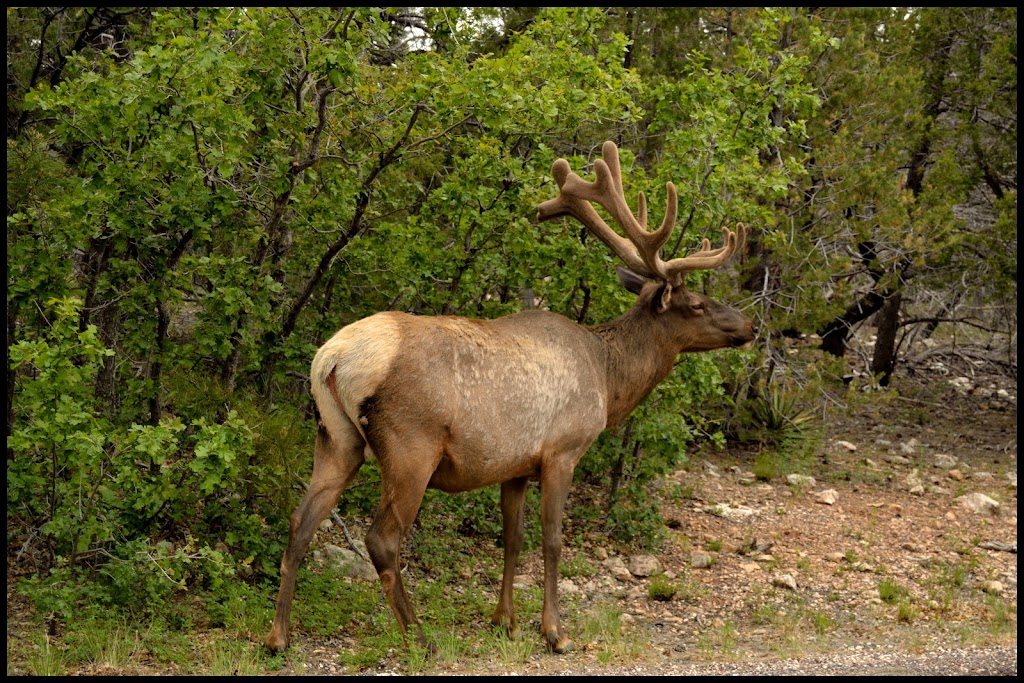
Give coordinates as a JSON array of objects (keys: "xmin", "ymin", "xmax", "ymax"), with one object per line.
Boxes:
[{"xmin": 265, "ymin": 142, "xmax": 756, "ymax": 656}]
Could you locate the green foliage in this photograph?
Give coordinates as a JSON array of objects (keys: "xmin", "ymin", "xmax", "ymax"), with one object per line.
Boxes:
[
  {"xmin": 560, "ymin": 555, "xmax": 598, "ymax": 579},
  {"xmin": 604, "ymin": 486, "xmax": 666, "ymax": 548},
  {"xmin": 741, "ymin": 388, "xmax": 817, "ymax": 448},
  {"xmin": 7, "ymin": 297, "xmax": 115, "ymax": 554},
  {"xmin": 8, "ymin": 298, "xmax": 279, "ymax": 615}
]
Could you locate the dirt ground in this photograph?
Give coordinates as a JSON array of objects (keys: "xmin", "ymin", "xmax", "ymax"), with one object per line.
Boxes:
[{"xmin": 6, "ymin": 352, "xmax": 1017, "ymax": 676}]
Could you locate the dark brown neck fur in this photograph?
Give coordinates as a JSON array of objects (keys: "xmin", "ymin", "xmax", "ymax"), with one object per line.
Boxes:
[{"xmin": 590, "ymin": 286, "xmax": 679, "ymax": 427}]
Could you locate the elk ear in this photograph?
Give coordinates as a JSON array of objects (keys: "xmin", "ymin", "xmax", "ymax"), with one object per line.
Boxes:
[
  {"xmin": 657, "ymin": 283, "xmax": 674, "ymax": 313},
  {"xmin": 616, "ymin": 266, "xmax": 646, "ymax": 295}
]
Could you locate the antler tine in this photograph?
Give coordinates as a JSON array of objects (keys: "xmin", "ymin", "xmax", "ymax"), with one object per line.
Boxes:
[
  {"xmin": 538, "ymin": 143, "xmax": 748, "ymax": 287},
  {"xmin": 537, "ymin": 142, "xmax": 678, "ymax": 281},
  {"xmin": 538, "ymin": 153, "xmax": 655, "ymax": 278},
  {"xmin": 594, "ymin": 142, "xmax": 677, "ymax": 278},
  {"xmin": 662, "ymin": 223, "xmax": 748, "ymax": 283}
]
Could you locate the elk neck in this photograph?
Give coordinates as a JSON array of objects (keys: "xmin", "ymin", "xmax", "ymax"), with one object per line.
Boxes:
[{"xmin": 589, "ymin": 289, "xmax": 682, "ymax": 428}]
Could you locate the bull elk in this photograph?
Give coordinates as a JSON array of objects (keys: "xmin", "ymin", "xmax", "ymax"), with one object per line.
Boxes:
[{"xmin": 265, "ymin": 141, "xmax": 756, "ymax": 655}]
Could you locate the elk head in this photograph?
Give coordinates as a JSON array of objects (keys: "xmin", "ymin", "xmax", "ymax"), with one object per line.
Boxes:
[{"xmin": 537, "ymin": 141, "xmax": 756, "ymax": 354}]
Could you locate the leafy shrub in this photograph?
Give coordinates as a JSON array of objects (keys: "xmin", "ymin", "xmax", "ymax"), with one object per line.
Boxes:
[{"xmin": 8, "ymin": 299, "xmax": 280, "ymax": 618}]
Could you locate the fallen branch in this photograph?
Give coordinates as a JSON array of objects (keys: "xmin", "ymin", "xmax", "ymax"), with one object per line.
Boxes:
[
  {"xmin": 978, "ymin": 541, "xmax": 1016, "ymax": 554},
  {"xmin": 907, "ymin": 344, "xmax": 1017, "ymax": 377}
]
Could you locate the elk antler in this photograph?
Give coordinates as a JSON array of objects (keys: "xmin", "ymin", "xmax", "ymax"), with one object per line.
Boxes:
[{"xmin": 537, "ymin": 141, "xmax": 747, "ymax": 287}]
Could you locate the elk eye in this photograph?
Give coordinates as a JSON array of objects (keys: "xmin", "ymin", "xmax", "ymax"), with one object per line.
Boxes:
[{"xmin": 691, "ymin": 302, "xmax": 705, "ymax": 312}]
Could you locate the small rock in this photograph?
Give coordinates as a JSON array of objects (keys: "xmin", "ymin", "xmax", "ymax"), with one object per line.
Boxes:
[
  {"xmin": 836, "ymin": 440, "xmax": 858, "ymax": 452},
  {"xmin": 559, "ymin": 579, "xmax": 579, "ymax": 594},
  {"xmin": 954, "ymin": 492, "xmax": 1000, "ymax": 515},
  {"xmin": 690, "ymin": 552, "xmax": 714, "ymax": 569},
  {"xmin": 932, "ymin": 453, "xmax": 957, "ymax": 469},
  {"xmin": 594, "ymin": 546, "xmax": 609, "ymax": 561},
  {"xmin": 772, "ymin": 574, "xmax": 798, "ymax": 591},
  {"xmin": 900, "ymin": 438, "xmax": 920, "ymax": 454},
  {"xmin": 888, "ymin": 455, "xmax": 912, "ymax": 465},
  {"xmin": 314, "ymin": 543, "xmax": 377, "ymax": 581},
  {"xmin": 603, "ymin": 555, "xmax": 633, "ymax": 581},
  {"xmin": 825, "ymin": 552, "xmax": 846, "ymax": 562},
  {"xmin": 816, "ymin": 489, "xmax": 839, "ymax": 505},
  {"xmin": 628, "ymin": 554, "xmax": 663, "ymax": 578},
  {"xmin": 948, "ymin": 469, "xmax": 964, "ymax": 481},
  {"xmin": 981, "ymin": 580, "xmax": 1005, "ymax": 595},
  {"xmin": 708, "ymin": 503, "xmax": 757, "ymax": 521},
  {"xmin": 786, "ymin": 474, "xmax": 816, "ymax": 488},
  {"xmin": 740, "ymin": 562, "xmax": 760, "ymax": 572}
]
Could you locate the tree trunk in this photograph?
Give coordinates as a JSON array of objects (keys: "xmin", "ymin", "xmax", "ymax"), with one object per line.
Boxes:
[
  {"xmin": 818, "ymin": 290, "xmax": 885, "ymax": 358},
  {"xmin": 148, "ymin": 298, "xmax": 170, "ymax": 425},
  {"xmin": 607, "ymin": 419, "xmax": 635, "ymax": 511},
  {"xmin": 870, "ymin": 291, "xmax": 901, "ymax": 386}
]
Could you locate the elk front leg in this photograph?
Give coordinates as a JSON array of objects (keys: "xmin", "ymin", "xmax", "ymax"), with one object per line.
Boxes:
[
  {"xmin": 266, "ymin": 422, "xmax": 365, "ymax": 653},
  {"xmin": 491, "ymin": 477, "xmax": 528, "ymax": 638},
  {"xmin": 539, "ymin": 459, "xmax": 575, "ymax": 653}
]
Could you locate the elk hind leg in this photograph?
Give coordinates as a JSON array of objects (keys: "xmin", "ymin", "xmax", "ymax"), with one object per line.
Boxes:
[
  {"xmin": 364, "ymin": 450, "xmax": 436, "ymax": 652},
  {"xmin": 491, "ymin": 476, "xmax": 528, "ymax": 638},
  {"xmin": 265, "ymin": 416, "xmax": 365, "ymax": 653}
]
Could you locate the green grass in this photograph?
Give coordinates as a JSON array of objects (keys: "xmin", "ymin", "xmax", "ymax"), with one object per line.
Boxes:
[
  {"xmin": 896, "ymin": 601, "xmax": 918, "ymax": 624},
  {"xmin": 207, "ymin": 638, "xmax": 266, "ymax": 676},
  {"xmin": 985, "ymin": 594, "xmax": 1017, "ymax": 638},
  {"xmin": 26, "ymin": 634, "xmax": 67, "ymax": 676},
  {"xmin": 648, "ymin": 574, "xmax": 679, "ymax": 601},
  {"xmin": 878, "ymin": 577, "xmax": 910, "ymax": 604}
]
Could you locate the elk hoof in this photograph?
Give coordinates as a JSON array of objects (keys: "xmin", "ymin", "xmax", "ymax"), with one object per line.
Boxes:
[
  {"xmin": 265, "ymin": 632, "xmax": 288, "ymax": 654},
  {"xmin": 545, "ymin": 632, "xmax": 574, "ymax": 654},
  {"xmin": 491, "ymin": 615, "xmax": 521, "ymax": 640}
]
